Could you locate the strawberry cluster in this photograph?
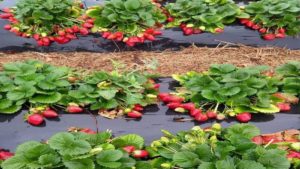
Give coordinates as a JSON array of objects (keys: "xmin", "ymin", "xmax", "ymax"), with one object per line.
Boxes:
[
  {"xmin": 101, "ymin": 28, "xmax": 162, "ymax": 47},
  {"xmin": 25, "ymin": 104, "xmax": 83, "ymax": 126},
  {"xmin": 159, "ymin": 93, "xmax": 254, "ymax": 123},
  {"xmin": 1, "ymin": 8, "xmax": 93, "ymax": 46},
  {"xmin": 239, "ymin": 18, "xmax": 286, "ymax": 40},
  {"xmin": 123, "ymin": 146, "xmax": 149, "ymax": 159}
]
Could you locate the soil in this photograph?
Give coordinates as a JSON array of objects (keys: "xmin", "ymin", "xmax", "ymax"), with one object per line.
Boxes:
[{"xmin": 0, "ymin": 45, "xmax": 299, "ymax": 76}]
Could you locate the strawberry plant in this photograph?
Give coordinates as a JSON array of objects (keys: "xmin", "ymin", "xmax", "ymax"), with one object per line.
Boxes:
[
  {"xmin": 239, "ymin": 0, "xmax": 300, "ymax": 40},
  {"xmin": 2, "ymin": 124, "xmax": 298, "ymax": 169},
  {"xmin": 148, "ymin": 123, "xmax": 295, "ymax": 169},
  {"xmin": 1, "ymin": 129, "xmax": 153, "ymax": 169},
  {"xmin": 165, "ymin": 62, "xmax": 300, "ymax": 123},
  {"xmin": 165, "ymin": 0, "xmax": 245, "ymax": 35},
  {"xmin": 0, "ymin": 0, "xmax": 92, "ymax": 46},
  {"xmin": 86, "ymin": 0, "xmax": 166, "ymax": 46},
  {"xmin": 0, "ymin": 60, "xmax": 159, "ymax": 125}
]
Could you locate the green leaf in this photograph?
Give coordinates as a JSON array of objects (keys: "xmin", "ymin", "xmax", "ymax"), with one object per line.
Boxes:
[
  {"xmin": 30, "ymin": 92, "xmax": 62, "ymax": 104},
  {"xmin": 250, "ymin": 104, "xmax": 280, "ymax": 113},
  {"xmin": 124, "ymin": 0, "xmax": 141, "ymax": 10},
  {"xmin": 215, "ymin": 158, "xmax": 236, "ymax": 169},
  {"xmin": 1, "ymin": 155, "xmax": 28, "ymax": 169},
  {"xmin": 48, "ymin": 132, "xmax": 92, "ymax": 156},
  {"xmin": 64, "ymin": 159, "xmax": 95, "ymax": 169},
  {"xmin": 111, "ymin": 134, "xmax": 144, "ymax": 149},
  {"xmin": 225, "ymin": 124, "xmax": 260, "ymax": 140},
  {"xmin": 96, "ymin": 150, "xmax": 123, "ymax": 168},
  {"xmin": 98, "ymin": 89, "xmax": 118, "ymax": 100},
  {"xmin": 38, "ymin": 154, "xmax": 61, "ymax": 167},
  {"xmin": 0, "ymin": 99, "xmax": 13, "ymax": 109},
  {"xmin": 0, "ymin": 104, "xmax": 22, "ymax": 114},
  {"xmin": 198, "ymin": 162, "xmax": 215, "ymax": 169},
  {"xmin": 195, "ymin": 144, "xmax": 213, "ymax": 162},
  {"xmin": 258, "ymin": 149, "xmax": 290, "ymax": 169},
  {"xmin": 237, "ymin": 160, "xmax": 266, "ymax": 169},
  {"xmin": 6, "ymin": 91, "xmax": 25, "ymax": 101},
  {"xmin": 173, "ymin": 151, "xmax": 199, "ymax": 168}
]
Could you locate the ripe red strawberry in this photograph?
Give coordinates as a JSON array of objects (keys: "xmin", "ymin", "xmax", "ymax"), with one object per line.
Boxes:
[
  {"xmin": 180, "ymin": 23, "xmax": 186, "ymax": 28},
  {"xmin": 0, "ymin": 151, "xmax": 14, "ymax": 160},
  {"xmin": 236, "ymin": 112, "xmax": 251, "ymax": 123},
  {"xmin": 42, "ymin": 37, "xmax": 50, "ymax": 43},
  {"xmin": 169, "ymin": 96, "xmax": 184, "ymax": 103},
  {"xmin": 259, "ymin": 28, "xmax": 267, "ymax": 34},
  {"xmin": 183, "ymin": 27, "xmax": 193, "ymax": 35},
  {"xmin": 2, "ymin": 8, "xmax": 11, "ymax": 13},
  {"xmin": 144, "ymin": 33, "xmax": 155, "ymax": 41},
  {"xmin": 80, "ymin": 128, "xmax": 96, "ymax": 134},
  {"xmin": 123, "ymin": 146, "xmax": 135, "ymax": 153},
  {"xmin": 180, "ymin": 103, "xmax": 195, "ymax": 111},
  {"xmin": 58, "ymin": 30, "xmax": 66, "ymax": 36},
  {"xmin": 251, "ymin": 136, "xmax": 263, "ymax": 145},
  {"xmin": 72, "ymin": 25, "xmax": 80, "ymax": 33},
  {"xmin": 27, "ymin": 114, "xmax": 44, "ymax": 126},
  {"xmin": 79, "ymin": 28, "xmax": 89, "ymax": 35},
  {"xmin": 0, "ymin": 13, "xmax": 13, "ymax": 19},
  {"xmin": 193, "ymin": 29, "xmax": 202, "ymax": 34},
  {"xmin": 276, "ymin": 103, "xmax": 291, "ymax": 112},
  {"xmin": 252, "ymin": 24, "xmax": 260, "ymax": 30},
  {"xmin": 145, "ymin": 28, "xmax": 154, "ymax": 34},
  {"xmin": 261, "ymin": 134, "xmax": 281, "ymax": 144},
  {"xmin": 66, "ymin": 34, "xmax": 77, "ymax": 39},
  {"xmin": 190, "ymin": 109, "xmax": 201, "ymax": 117},
  {"xmin": 215, "ymin": 28, "xmax": 224, "ymax": 33},
  {"xmin": 287, "ymin": 151, "xmax": 300, "ymax": 159},
  {"xmin": 42, "ymin": 109, "xmax": 58, "ymax": 118},
  {"xmin": 86, "ymin": 19, "xmax": 95, "ymax": 24},
  {"xmin": 275, "ymin": 33, "xmax": 285, "ymax": 38},
  {"xmin": 132, "ymin": 150, "xmax": 149, "ymax": 158},
  {"xmin": 127, "ymin": 111, "xmax": 142, "ymax": 118},
  {"xmin": 107, "ymin": 33, "xmax": 117, "ymax": 40},
  {"xmin": 245, "ymin": 21, "xmax": 254, "ymax": 28},
  {"xmin": 194, "ymin": 113, "xmax": 208, "ymax": 122},
  {"xmin": 133, "ymin": 104, "xmax": 144, "ymax": 111},
  {"xmin": 102, "ymin": 32, "xmax": 111, "ymax": 38},
  {"xmin": 167, "ymin": 102, "xmax": 181, "ymax": 109},
  {"xmin": 33, "ymin": 34, "xmax": 40, "ymax": 40},
  {"xmin": 66, "ymin": 28, "xmax": 74, "ymax": 34},
  {"xmin": 83, "ymin": 22, "xmax": 93, "ymax": 28},
  {"xmin": 239, "ymin": 18, "xmax": 250, "ymax": 24},
  {"xmin": 66, "ymin": 106, "xmax": 83, "ymax": 113},
  {"xmin": 206, "ymin": 111, "xmax": 217, "ymax": 119},
  {"xmin": 138, "ymin": 36, "xmax": 145, "ymax": 43},
  {"xmin": 278, "ymin": 28, "xmax": 285, "ymax": 34},
  {"xmin": 158, "ymin": 93, "xmax": 170, "ymax": 100},
  {"xmin": 153, "ymin": 31, "xmax": 162, "ymax": 35},
  {"xmin": 37, "ymin": 40, "xmax": 44, "ymax": 46},
  {"xmin": 167, "ymin": 17, "xmax": 174, "ymax": 22},
  {"xmin": 153, "ymin": 83, "xmax": 160, "ymax": 89},
  {"xmin": 3, "ymin": 24, "xmax": 11, "ymax": 30},
  {"xmin": 126, "ymin": 41, "xmax": 135, "ymax": 47},
  {"xmin": 262, "ymin": 34, "xmax": 275, "ymax": 40}
]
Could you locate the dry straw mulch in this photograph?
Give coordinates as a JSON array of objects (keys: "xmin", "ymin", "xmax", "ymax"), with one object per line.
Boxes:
[{"xmin": 0, "ymin": 45, "xmax": 299, "ymax": 76}]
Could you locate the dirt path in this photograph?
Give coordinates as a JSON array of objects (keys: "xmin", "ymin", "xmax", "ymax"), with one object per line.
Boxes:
[{"xmin": 0, "ymin": 45, "xmax": 299, "ymax": 76}]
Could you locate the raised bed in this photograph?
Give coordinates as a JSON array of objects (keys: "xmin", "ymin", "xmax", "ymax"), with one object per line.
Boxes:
[
  {"xmin": 0, "ymin": 77, "xmax": 299, "ymax": 151},
  {"xmin": 0, "ymin": 0, "xmax": 299, "ymax": 52}
]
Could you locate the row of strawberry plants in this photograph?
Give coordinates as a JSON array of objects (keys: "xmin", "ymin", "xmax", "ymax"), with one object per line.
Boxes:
[
  {"xmin": 0, "ymin": 0, "xmax": 299, "ymax": 47},
  {"xmin": 0, "ymin": 60, "xmax": 159, "ymax": 126},
  {"xmin": 0, "ymin": 61, "xmax": 300, "ymax": 126},
  {"xmin": 161, "ymin": 61, "xmax": 300, "ymax": 123},
  {"xmin": 1, "ymin": 123, "xmax": 299, "ymax": 169}
]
